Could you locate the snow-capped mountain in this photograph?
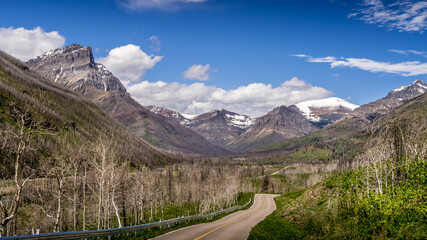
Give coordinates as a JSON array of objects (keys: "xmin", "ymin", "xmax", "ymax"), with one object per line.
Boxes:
[
  {"xmin": 351, "ymin": 79, "xmax": 427, "ymax": 121},
  {"xmin": 389, "ymin": 79, "xmax": 427, "ymax": 98},
  {"xmin": 294, "ymin": 97, "xmax": 359, "ymax": 128}
]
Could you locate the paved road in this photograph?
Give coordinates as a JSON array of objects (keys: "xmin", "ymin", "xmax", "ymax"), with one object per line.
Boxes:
[{"xmin": 152, "ymin": 194, "xmax": 277, "ymax": 240}]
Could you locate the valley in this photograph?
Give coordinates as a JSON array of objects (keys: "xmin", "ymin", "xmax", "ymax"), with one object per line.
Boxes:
[{"xmin": 0, "ymin": 1, "xmax": 426, "ymax": 239}]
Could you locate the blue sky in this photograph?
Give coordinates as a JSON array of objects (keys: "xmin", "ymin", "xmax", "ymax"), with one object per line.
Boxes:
[{"xmin": 0, "ymin": 0, "xmax": 426, "ymax": 116}]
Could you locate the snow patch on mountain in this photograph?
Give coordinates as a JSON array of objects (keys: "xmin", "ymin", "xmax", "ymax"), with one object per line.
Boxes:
[
  {"xmin": 225, "ymin": 113, "xmax": 255, "ymax": 129},
  {"xmin": 181, "ymin": 113, "xmax": 197, "ymax": 120},
  {"xmin": 295, "ymin": 97, "xmax": 359, "ymax": 122}
]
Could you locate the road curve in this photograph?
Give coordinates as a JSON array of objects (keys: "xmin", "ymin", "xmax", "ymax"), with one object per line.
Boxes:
[{"xmin": 151, "ymin": 194, "xmax": 277, "ymax": 240}]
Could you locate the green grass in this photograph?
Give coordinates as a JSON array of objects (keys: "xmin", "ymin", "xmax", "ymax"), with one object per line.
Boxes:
[
  {"xmin": 278, "ymin": 146, "xmax": 333, "ymax": 162},
  {"xmin": 249, "ymin": 157, "xmax": 427, "ymax": 239},
  {"xmin": 248, "ymin": 190, "xmax": 306, "ymax": 240}
]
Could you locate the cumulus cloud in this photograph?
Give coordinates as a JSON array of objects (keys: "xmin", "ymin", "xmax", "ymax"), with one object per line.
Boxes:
[
  {"xmin": 182, "ymin": 64, "xmax": 211, "ymax": 81},
  {"xmin": 0, "ymin": 26, "xmax": 65, "ymax": 61},
  {"xmin": 293, "ymin": 54, "xmax": 427, "ymax": 76},
  {"xmin": 125, "ymin": 77, "xmax": 332, "ymax": 117},
  {"xmin": 350, "ymin": 0, "xmax": 427, "ymax": 33},
  {"xmin": 98, "ymin": 44, "xmax": 163, "ymax": 83},
  {"xmin": 117, "ymin": 0, "xmax": 208, "ymax": 11}
]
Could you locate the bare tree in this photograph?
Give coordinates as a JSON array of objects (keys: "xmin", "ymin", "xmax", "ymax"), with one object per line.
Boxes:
[{"xmin": 0, "ymin": 111, "xmax": 35, "ymax": 236}]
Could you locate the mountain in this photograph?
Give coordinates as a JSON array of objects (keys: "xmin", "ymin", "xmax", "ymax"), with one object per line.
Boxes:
[
  {"xmin": 26, "ymin": 44, "xmax": 126, "ymax": 93},
  {"xmin": 227, "ymin": 105, "xmax": 318, "ymax": 152},
  {"xmin": 186, "ymin": 109, "xmax": 255, "ymax": 147},
  {"xmin": 294, "ymin": 97, "xmax": 359, "ymax": 128},
  {"xmin": 351, "ymin": 80, "xmax": 427, "ymax": 121},
  {"xmin": 27, "ymin": 44, "xmax": 227, "ymax": 155},
  {"xmin": 261, "ymin": 80, "xmax": 427, "ymax": 153},
  {"xmin": 0, "ymin": 50, "xmax": 165, "ymax": 167}
]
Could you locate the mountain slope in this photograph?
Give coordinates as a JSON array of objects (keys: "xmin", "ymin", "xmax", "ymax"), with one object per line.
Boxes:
[
  {"xmin": 27, "ymin": 44, "xmax": 226, "ymax": 155},
  {"xmin": 294, "ymin": 97, "xmax": 359, "ymax": 128},
  {"xmin": 0, "ymin": 50, "xmax": 166, "ymax": 167},
  {"xmin": 227, "ymin": 105, "xmax": 318, "ymax": 152}
]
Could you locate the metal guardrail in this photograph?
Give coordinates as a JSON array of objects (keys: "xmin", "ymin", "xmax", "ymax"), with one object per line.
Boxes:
[{"xmin": 0, "ymin": 198, "xmax": 252, "ymax": 240}]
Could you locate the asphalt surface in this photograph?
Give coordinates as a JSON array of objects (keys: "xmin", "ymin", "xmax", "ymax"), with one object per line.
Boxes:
[{"xmin": 151, "ymin": 194, "xmax": 278, "ymax": 240}]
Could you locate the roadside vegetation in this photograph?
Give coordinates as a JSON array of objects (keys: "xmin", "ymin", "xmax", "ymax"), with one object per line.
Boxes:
[{"xmin": 249, "ymin": 106, "xmax": 427, "ymax": 239}]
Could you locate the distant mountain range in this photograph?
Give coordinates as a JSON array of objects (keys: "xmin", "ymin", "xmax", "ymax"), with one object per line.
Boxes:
[
  {"xmin": 26, "ymin": 44, "xmax": 427, "ymax": 153},
  {"xmin": 146, "ymin": 106, "xmax": 255, "ymax": 147},
  {"xmin": 260, "ymin": 79, "xmax": 427, "ymax": 153}
]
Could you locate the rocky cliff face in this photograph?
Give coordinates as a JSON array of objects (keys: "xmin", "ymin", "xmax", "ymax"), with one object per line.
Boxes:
[
  {"xmin": 27, "ymin": 45, "xmax": 227, "ymax": 155},
  {"xmin": 351, "ymin": 80, "xmax": 427, "ymax": 121},
  {"xmin": 227, "ymin": 105, "xmax": 318, "ymax": 151},
  {"xmin": 27, "ymin": 44, "xmax": 126, "ymax": 93}
]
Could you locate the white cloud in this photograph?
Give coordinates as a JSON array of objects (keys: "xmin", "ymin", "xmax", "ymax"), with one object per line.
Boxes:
[
  {"xmin": 293, "ymin": 54, "xmax": 427, "ymax": 76},
  {"xmin": 0, "ymin": 26, "xmax": 65, "ymax": 61},
  {"xmin": 117, "ymin": 0, "xmax": 207, "ymax": 11},
  {"xmin": 126, "ymin": 77, "xmax": 332, "ymax": 117},
  {"xmin": 148, "ymin": 35, "xmax": 161, "ymax": 52},
  {"xmin": 98, "ymin": 44, "xmax": 163, "ymax": 83},
  {"xmin": 182, "ymin": 64, "xmax": 211, "ymax": 81},
  {"xmin": 350, "ymin": 0, "xmax": 427, "ymax": 33},
  {"xmin": 289, "ymin": 54, "xmax": 311, "ymax": 58},
  {"xmin": 389, "ymin": 49, "xmax": 427, "ymax": 57}
]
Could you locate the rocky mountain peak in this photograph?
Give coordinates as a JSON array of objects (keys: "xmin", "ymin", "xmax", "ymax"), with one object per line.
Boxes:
[
  {"xmin": 412, "ymin": 79, "xmax": 426, "ymax": 86},
  {"xmin": 351, "ymin": 79, "xmax": 426, "ymax": 122},
  {"xmin": 388, "ymin": 79, "xmax": 426, "ymax": 99},
  {"xmin": 26, "ymin": 44, "xmax": 126, "ymax": 93}
]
